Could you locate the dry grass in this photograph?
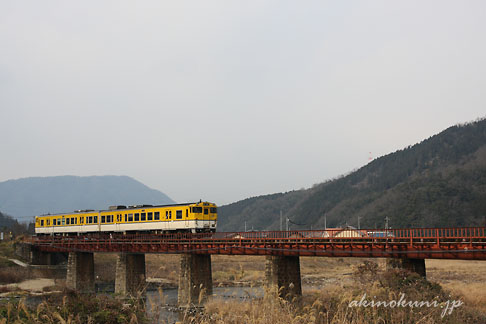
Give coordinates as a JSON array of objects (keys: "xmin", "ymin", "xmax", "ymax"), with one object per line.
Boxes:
[
  {"xmin": 182, "ymin": 266, "xmax": 486, "ymax": 324},
  {"xmin": 0, "ymin": 291, "xmax": 148, "ymax": 324},
  {"xmin": 427, "ymin": 259, "xmax": 486, "ymax": 313}
]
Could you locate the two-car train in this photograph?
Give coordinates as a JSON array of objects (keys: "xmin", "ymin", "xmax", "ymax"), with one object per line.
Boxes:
[{"xmin": 34, "ymin": 201, "xmax": 217, "ymax": 235}]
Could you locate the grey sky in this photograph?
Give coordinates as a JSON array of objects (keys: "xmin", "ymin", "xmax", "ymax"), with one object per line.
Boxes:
[{"xmin": 1, "ymin": 1, "xmax": 485, "ymax": 206}]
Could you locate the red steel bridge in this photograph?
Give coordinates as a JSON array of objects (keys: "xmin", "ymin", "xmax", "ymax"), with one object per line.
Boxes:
[{"xmin": 31, "ymin": 227, "xmax": 486, "ymax": 260}]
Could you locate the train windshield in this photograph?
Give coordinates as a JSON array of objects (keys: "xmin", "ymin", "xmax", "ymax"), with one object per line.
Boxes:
[{"xmin": 192, "ymin": 207, "xmax": 203, "ymax": 213}]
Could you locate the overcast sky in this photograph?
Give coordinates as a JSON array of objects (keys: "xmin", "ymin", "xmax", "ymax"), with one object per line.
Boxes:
[{"xmin": 1, "ymin": 1, "xmax": 485, "ymax": 206}]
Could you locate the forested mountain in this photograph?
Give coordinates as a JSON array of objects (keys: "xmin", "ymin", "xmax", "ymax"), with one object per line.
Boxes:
[
  {"xmin": 0, "ymin": 176, "xmax": 174, "ymax": 221},
  {"xmin": 218, "ymin": 118, "xmax": 486, "ymax": 231}
]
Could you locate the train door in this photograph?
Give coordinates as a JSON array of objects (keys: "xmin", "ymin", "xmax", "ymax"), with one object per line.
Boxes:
[
  {"xmin": 164, "ymin": 210, "xmax": 169, "ymax": 231},
  {"xmin": 115, "ymin": 214, "xmax": 121, "ymax": 232},
  {"xmin": 185, "ymin": 208, "xmax": 189, "ymax": 229}
]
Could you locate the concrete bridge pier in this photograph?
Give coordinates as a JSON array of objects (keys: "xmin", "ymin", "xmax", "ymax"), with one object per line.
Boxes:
[
  {"xmin": 265, "ymin": 255, "xmax": 302, "ymax": 300},
  {"xmin": 386, "ymin": 257, "xmax": 426, "ymax": 277},
  {"xmin": 66, "ymin": 252, "xmax": 95, "ymax": 293},
  {"xmin": 115, "ymin": 253, "xmax": 146, "ymax": 296},
  {"xmin": 178, "ymin": 254, "xmax": 213, "ymax": 305}
]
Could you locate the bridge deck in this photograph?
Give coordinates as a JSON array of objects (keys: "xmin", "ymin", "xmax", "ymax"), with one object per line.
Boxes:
[{"xmin": 30, "ymin": 227, "xmax": 486, "ymax": 260}]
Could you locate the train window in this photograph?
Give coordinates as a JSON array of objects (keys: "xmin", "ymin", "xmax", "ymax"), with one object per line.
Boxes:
[
  {"xmin": 108, "ymin": 215, "xmax": 112, "ymax": 223},
  {"xmin": 71, "ymin": 217, "xmax": 75, "ymax": 224},
  {"xmin": 80, "ymin": 217, "xmax": 84, "ymax": 224},
  {"xmin": 40, "ymin": 220, "xmax": 44, "ymax": 226},
  {"xmin": 176, "ymin": 210, "xmax": 182, "ymax": 219},
  {"xmin": 62, "ymin": 218, "xmax": 66, "ymax": 225},
  {"xmin": 165, "ymin": 211, "xmax": 168, "ymax": 219},
  {"xmin": 204, "ymin": 208, "xmax": 209, "ymax": 215},
  {"xmin": 66, "ymin": 218, "xmax": 70, "ymax": 225},
  {"xmin": 128, "ymin": 214, "xmax": 133, "ymax": 222},
  {"xmin": 210, "ymin": 207, "xmax": 217, "ymax": 213},
  {"xmin": 47, "ymin": 219, "xmax": 50, "ymax": 226},
  {"xmin": 169, "ymin": 211, "xmax": 172, "ymax": 219},
  {"xmin": 74, "ymin": 218, "xmax": 77, "ymax": 225},
  {"xmin": 101, "ymin": 216, "xmax": 106, "ymax": 223},
  {"xmin": 141, "ymin": 213, "xmax": 146, "ymax": 221},
  {"xmin": 186, "ymin": 209, "xmax": 188, "ymax": 217},
  {"xmin": 148, "ymin": 212, "xmax": 153, "ymax": 221},
  {"xmin": 154, "ymin": 212, "xmax": 160, "ymax": 220},
  {"xmin": 125, "ymin": 214, "xmax": 127, "ymax": 222},
  {"xmin": 57, "ymin": 219, "xmax": 61, "ymax": 226},
  {"xmin": 192, "ymin": 207, "xmax": 202, "ymax": 213},
  {"xmin": 94, "ymin": 216, "xmax": 98, "ymax": 223},
  {"xmin": 135, "ymin": 213, "xmax": 140, "ymax": 221}
]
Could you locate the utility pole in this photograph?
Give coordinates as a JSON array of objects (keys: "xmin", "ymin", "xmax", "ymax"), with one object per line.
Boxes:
[
  {"xmin": 358, "ymin": 216, "xmax": 361, "ymax": 230},
  {"xmin": 324, "ymin": 215, "xmax": 327, "ymax": 230},
  {"xmin": 286, "ymin": 217, "xmax": 289, "ymax": 231},
  {"xmin": 244, "ymin": 221, "xmax": 247, "ymax": 232},
  {"xmin": 280, "ymin": 210, "xmax": 283, "ymax": 231}
]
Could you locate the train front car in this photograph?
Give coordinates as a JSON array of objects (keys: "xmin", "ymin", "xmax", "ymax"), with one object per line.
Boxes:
[{"xmin": 189, "ymin": 201, "xmax": 218, "ymax": 233}]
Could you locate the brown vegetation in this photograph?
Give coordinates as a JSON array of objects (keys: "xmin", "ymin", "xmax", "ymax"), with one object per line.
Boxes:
[
  {"xmin": 0, "ymin": 290, "xmax": 148, "ymax": 324},
  {"xmin": 183, "ymin": 263, "xmax": 486, "ymax": 324}
]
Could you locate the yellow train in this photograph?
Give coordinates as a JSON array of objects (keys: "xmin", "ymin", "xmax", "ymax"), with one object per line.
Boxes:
[{"xmin": 34, "ymin": 201, "xmax": 217, "ymax": 235}]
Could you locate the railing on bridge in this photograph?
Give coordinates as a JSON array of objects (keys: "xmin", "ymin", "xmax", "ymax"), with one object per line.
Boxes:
[
  {"xmin": 29, "ymin": 227, "xmax": 486, "ymax": 259},
  {"xmin": 31, "ymin": 227, "xmax": 486, "ymax": 243}
]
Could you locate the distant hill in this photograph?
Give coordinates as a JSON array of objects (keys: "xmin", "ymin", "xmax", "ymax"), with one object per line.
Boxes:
[
  {"xmin": 218, "ymin": 118, "xmax": 486, "ymax": 231},
  {"xmin": 0, "ymin": 175, "xmax": 174, "ymax": 221}
]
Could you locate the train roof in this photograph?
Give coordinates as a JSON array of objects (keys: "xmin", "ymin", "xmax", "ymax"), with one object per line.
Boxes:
[{"xmin": 37, "ymin": 201, "xmax": 216, "ymax": 217}]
